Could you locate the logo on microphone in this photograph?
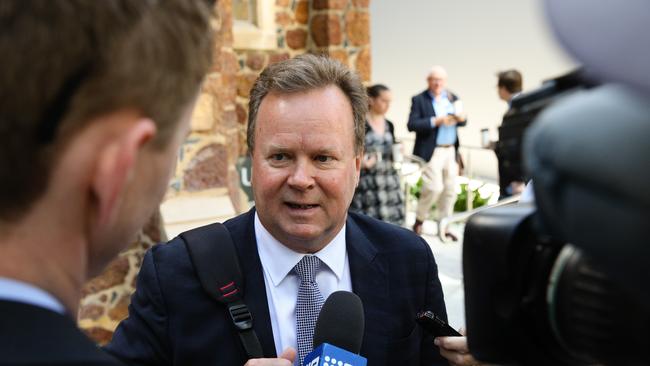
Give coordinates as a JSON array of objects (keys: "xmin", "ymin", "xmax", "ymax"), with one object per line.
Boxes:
[
  {"xmin": 303, "ymin": 344, "xmax": 366, "ymax": 366},
  {"xmin": 305, "ymin": 356, "xmax": 320, "ymax": 366},
  {"xmin": 323, "ymin": 355, "xmax": 352, "ymax": 366}
]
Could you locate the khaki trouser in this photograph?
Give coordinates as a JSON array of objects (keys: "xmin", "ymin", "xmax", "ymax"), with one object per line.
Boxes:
[{"xmin": 416, "ymin": 146, "xmax": 458, "ymax": 222}]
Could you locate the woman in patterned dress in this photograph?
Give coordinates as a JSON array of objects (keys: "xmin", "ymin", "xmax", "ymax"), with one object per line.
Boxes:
[{"xmin": 350, "ymin": 84, "xmax": 405, "ymax": 226}]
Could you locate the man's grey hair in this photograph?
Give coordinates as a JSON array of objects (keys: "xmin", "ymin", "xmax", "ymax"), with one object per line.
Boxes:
[
  {"xmin": 427, "ymin": 65, "xmax": 448, "ymax": 79},
  {"xmin": 247, "ymin": 53, "xmax": 367, "ymax": 155}
]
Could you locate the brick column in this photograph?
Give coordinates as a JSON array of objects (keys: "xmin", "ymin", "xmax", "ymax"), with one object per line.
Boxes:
[{"xmin": 310, "ymin": 0, "xmax": 371, "ymax": 82}]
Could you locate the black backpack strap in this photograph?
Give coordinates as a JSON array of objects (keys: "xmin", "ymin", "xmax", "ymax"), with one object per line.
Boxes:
[{"xmin": 181, "ymin": 223, "xmax": 264, "ymax": 359}]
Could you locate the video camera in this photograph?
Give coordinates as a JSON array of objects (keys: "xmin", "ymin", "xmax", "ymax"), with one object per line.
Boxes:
[{"xmin": 463, "ymin": 81, "xmax": 650, "ymax": 365}]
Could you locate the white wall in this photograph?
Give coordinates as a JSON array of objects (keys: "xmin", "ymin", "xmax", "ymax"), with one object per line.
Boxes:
[{"xmin": 370, "ymin": 0, "xmax": 577, "ymax": 180}]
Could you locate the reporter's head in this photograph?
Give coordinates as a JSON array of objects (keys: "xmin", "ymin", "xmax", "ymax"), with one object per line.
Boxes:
[{"xmin": 0, "ymin": 0, "xmax": 214, "ymax": 306}]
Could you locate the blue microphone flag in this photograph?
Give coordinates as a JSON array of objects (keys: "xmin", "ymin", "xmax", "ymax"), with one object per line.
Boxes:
[{"xmin": 303, "ymin": 343, "xmax": 366, "ymax": 366}]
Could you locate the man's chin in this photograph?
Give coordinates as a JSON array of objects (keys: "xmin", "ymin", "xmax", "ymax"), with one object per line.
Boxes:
[{"xmin": 278, "ymin": 224, "xmax": 330, "ymax": 253}]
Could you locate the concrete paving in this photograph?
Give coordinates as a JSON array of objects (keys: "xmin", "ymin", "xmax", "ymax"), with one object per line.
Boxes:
[{"xmin": 418, "ymin": 220, "xmax": 466, "ymax": 331}]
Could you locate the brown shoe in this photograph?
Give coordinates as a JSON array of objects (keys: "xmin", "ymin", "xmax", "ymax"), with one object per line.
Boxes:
[
  {"xmin": 444, "ymin": 230, "xmax": 458, "ymax": 242},
  {"xmin": 412, "ymin": 219, "xmax": 423, "ymax": 235}
]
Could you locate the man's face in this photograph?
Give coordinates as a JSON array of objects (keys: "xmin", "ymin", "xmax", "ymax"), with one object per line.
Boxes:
[
  {"xmin": 427, "ymin": 71, "xmax": 447, "ymax": 96},
  {"xmin": 369, "ymin": 90, "xmax": 392, "ymax": 115},
  {"xmin": 251, "ymin": 85, "xmax": 361, "ymax": 253},
  {"xmin": 497, "ymin": 85, "xmax": 510, "ymax": 102}
]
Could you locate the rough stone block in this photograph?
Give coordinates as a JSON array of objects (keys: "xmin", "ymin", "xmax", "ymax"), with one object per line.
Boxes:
[
  {"xmin": 237, "ymin": 73, "xmax": 259, "ymax": 98},
  {"xmin": 108, "ymin": 294, "xmax": 131, "ymax": 322},
  {"xmin": 82, "ymin": 327, "xmax": 114, "ymax": 346},
  {"xmin": 295, "ymin": 0, "xmax": 309, "ymax": 24},
  {"xmin": 286, "ymin": 28, "xmax": 308, "ymax": 49},
  {"xmin": 355, "ymin": 46, "xmax": 371, "ymax": 82},
  {"xmin": 352, "ymin": 0, "xmax": 369, "ymax": 8},
  {"xmin": 236, "ymin": 102, "xmax": 248, "ymax": 125},
  {"xmin": 276, "ymin": 11, "xmax": 293, "ymax": 27},
  {"xmin": 81, "ymin": 256, "xmax": 130, "ymax": 295},
  {"xmin": 246, "ymin": 52, "xmax": 267, "ymax": 71},
  {"xmin": 311, "ymin": 14, "xmax": 342, "ymax": 47},
  {"xmin": 78, "ymin": 304, "xmax": 104, "ymax": 321},
  {"xmin": 269, "ymin": 52, "xmax": 291, "ymax": 64},
  {"xmin": 190, "ymin": 93, "xmax": 217, "ymax": 132},
  {"xmin": 141, "ymin": 210, "xmax": 165, "ymax": 244},
  {"xmin": 329, "ymin": 49, "xmax": 349, "ymax": 66},
  {"xmin": 313, "ymin": 0, "xmax": 349, "ymax": 10},
  {"xmin": 221, "ymin": 108, "xmax": 238, "ymax": 129},
  {"xmin": 183, "ymin": 143, "xmax": 229, "ymax": 191},
  {"xmin": 345, "ymin": 11, "xmax": 369, "ymax": 46},
  {"xmin": 223, "ymin": 50, "xmax": 240, "ymax": 75}
]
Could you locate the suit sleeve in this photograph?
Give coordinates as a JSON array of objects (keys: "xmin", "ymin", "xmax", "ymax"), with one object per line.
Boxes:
[
  {"xmin": 420, "ymin": 238, "xmax": 450, "ymax": 366},
  {"xmin": 407, "ymin": 96, "xmax": 436, "ymax": 133},
  {"xmin": 103, "ymin": 249, "xmax": 172, "ymax": 366}
]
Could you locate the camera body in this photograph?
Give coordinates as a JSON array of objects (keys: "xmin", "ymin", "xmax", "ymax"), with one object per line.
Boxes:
[{"xmin": 464, "ymin": 84, "xmax": 650, "ymax": 365}]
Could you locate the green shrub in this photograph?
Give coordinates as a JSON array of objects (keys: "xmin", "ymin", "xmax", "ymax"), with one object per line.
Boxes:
[
  {"xmin": 453, "ymin": 183, "xmax": 490, "ymax": 212},
  {"xmin": 408, "ymin": 178, "xmax": 491, "ymax": 214}
]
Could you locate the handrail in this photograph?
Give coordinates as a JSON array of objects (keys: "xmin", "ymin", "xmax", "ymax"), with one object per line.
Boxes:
[
  {"xmin": 397, "ymin": 154, "xmax": 427, "ymax": 178},
  {"xmin": 437, "ymin": 194, "xmax": 521, "ymax": 242}
]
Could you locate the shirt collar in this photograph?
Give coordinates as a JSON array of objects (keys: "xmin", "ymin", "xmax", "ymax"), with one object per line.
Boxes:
[
  {"xmin": 0, "ymin": 277, "xmax": 66, "ymax": 314},
  {"xmin": 428, "ymin": 89, "xmax": 448, "ymax": 100},
  {"xmin": 508, "ymin": 92, "xmax": 522, "ymax": 107},
  {"xmin": 254, "ymin": 213, "xmax": 347, "ymax": 287}
]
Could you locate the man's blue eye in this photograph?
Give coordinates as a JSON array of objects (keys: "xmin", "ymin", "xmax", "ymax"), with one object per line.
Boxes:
[
  {"xmin": 273, "ymin": 154, "xmax": 285, "ymax": 160},
  {"xmin": 316, "ymin": 155, "xmax": 330, "ymax": 162}
]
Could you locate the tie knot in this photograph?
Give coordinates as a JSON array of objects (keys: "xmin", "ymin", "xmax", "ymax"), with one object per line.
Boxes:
[{"xmin": 294, "ymin": 255, "xmax": 321, "ymax": 283}]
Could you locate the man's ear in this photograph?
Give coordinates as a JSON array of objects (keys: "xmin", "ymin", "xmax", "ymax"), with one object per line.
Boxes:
[
  {"xmin": 354, "ymin": 153, "xmax": 362, "ymax": 187},
  {"xmin": 92, "ymin": 118, "xmax": 156, "ymax": 226}
]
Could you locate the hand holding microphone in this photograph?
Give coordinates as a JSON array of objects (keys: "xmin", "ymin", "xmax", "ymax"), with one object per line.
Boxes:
[
  {"xmin": 304, "ymin": 291, "xmax": 367, "ymax": 366},
  {"xmin": 244, "ymin": 347, "xmax": 296, "ymax": 366}
]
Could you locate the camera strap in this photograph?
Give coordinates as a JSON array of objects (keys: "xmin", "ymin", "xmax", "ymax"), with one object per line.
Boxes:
[{"xmin": 181, "ymin": 223, "xmax": 264, "ymax": 359}]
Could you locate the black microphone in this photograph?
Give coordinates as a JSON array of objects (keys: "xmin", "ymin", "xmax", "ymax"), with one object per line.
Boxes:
[{"xmin": 304, "ymin": 291, "xmax": 366, "ymax": 366}]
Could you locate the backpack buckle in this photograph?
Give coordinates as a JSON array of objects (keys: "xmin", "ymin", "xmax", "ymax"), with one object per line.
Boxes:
[{"xmin": 228, "ymin": 303, "xmax": 254, "ymax": 331}]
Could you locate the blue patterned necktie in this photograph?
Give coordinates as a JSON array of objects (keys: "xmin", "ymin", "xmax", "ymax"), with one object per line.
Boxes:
[{"xmin": 294, "ymin": 255, "xmax": 325, "ymax": 366}]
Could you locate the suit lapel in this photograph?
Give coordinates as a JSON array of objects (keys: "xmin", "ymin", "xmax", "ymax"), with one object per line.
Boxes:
[
  {"xmin": 345, "ymin": 216, "xmax": 389, "ymax": 334},
  {"xmin": 229, "ymin": 209, "xmax": 277, "ymax": 357},
  {"xmin": 423, "ymin": 90, "xmax": 435, "ymax": 117}
]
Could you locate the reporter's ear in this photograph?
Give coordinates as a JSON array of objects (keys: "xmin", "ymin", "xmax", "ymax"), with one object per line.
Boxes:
[{"xmin": 91, "ymin": 117, "xmax": 156, "ymax": 226}]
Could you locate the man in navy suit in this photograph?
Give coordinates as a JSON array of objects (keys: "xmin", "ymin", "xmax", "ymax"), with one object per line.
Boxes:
[
  {"xmin": 106, "ymin": 55, "xmax": 479, "ymax": 366},
  {"xmin": 408, "ymin": 66, "xmax": 467, "ymax": 241},
  {"xmin": 0, "ymin": 1, "xmax": 214, "ymax": 365}
]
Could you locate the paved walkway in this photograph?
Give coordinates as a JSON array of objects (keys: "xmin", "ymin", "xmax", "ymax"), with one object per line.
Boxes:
[{"xmin": 413, "ymin": 218, "xmax": 466, "ymax": 331}]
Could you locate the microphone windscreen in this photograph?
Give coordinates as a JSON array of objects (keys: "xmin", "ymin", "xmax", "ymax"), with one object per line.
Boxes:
[{"xmin": 313, "ymin": 291, "xmax": 364, "ymax": 354}]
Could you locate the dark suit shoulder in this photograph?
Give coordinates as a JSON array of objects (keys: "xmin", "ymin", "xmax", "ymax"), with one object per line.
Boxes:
[
  {"xmin": 348, "ymin": 212, "xmax": 430, "ymax": 255},
  {"xmin": 151, "ymin": 209, "xmax": 253, "ymax": 261},
  {"xmin": 412, "ymin": 90, "xmax": 431, "ymax": 102},
  {"xmin": 0, "ymin": 301, "xmax": 125, "ymax": 366}
]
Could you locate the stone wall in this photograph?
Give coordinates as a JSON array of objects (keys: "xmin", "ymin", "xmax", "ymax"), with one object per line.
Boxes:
[
  {"xmin": 78, "ymin": 0, "xmax": 371, "ymax": 344},
  {"xmin": 235, "ymin": 0, "xmax": 371, "ymax": 154}
]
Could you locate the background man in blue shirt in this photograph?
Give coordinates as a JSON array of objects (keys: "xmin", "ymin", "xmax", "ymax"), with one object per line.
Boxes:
[{"xmin": 408, "ymin": 66, "xmax": 467, "ymax": 240}]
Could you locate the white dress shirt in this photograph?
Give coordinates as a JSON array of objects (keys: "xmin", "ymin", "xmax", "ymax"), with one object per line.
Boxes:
[
  {"xmin": 254, "ymin": 213, "xmax": 353, "ymax": 356},
  {"xmin": 0, "ymin": 277, "xmax": 65, "ymax": 314}
]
